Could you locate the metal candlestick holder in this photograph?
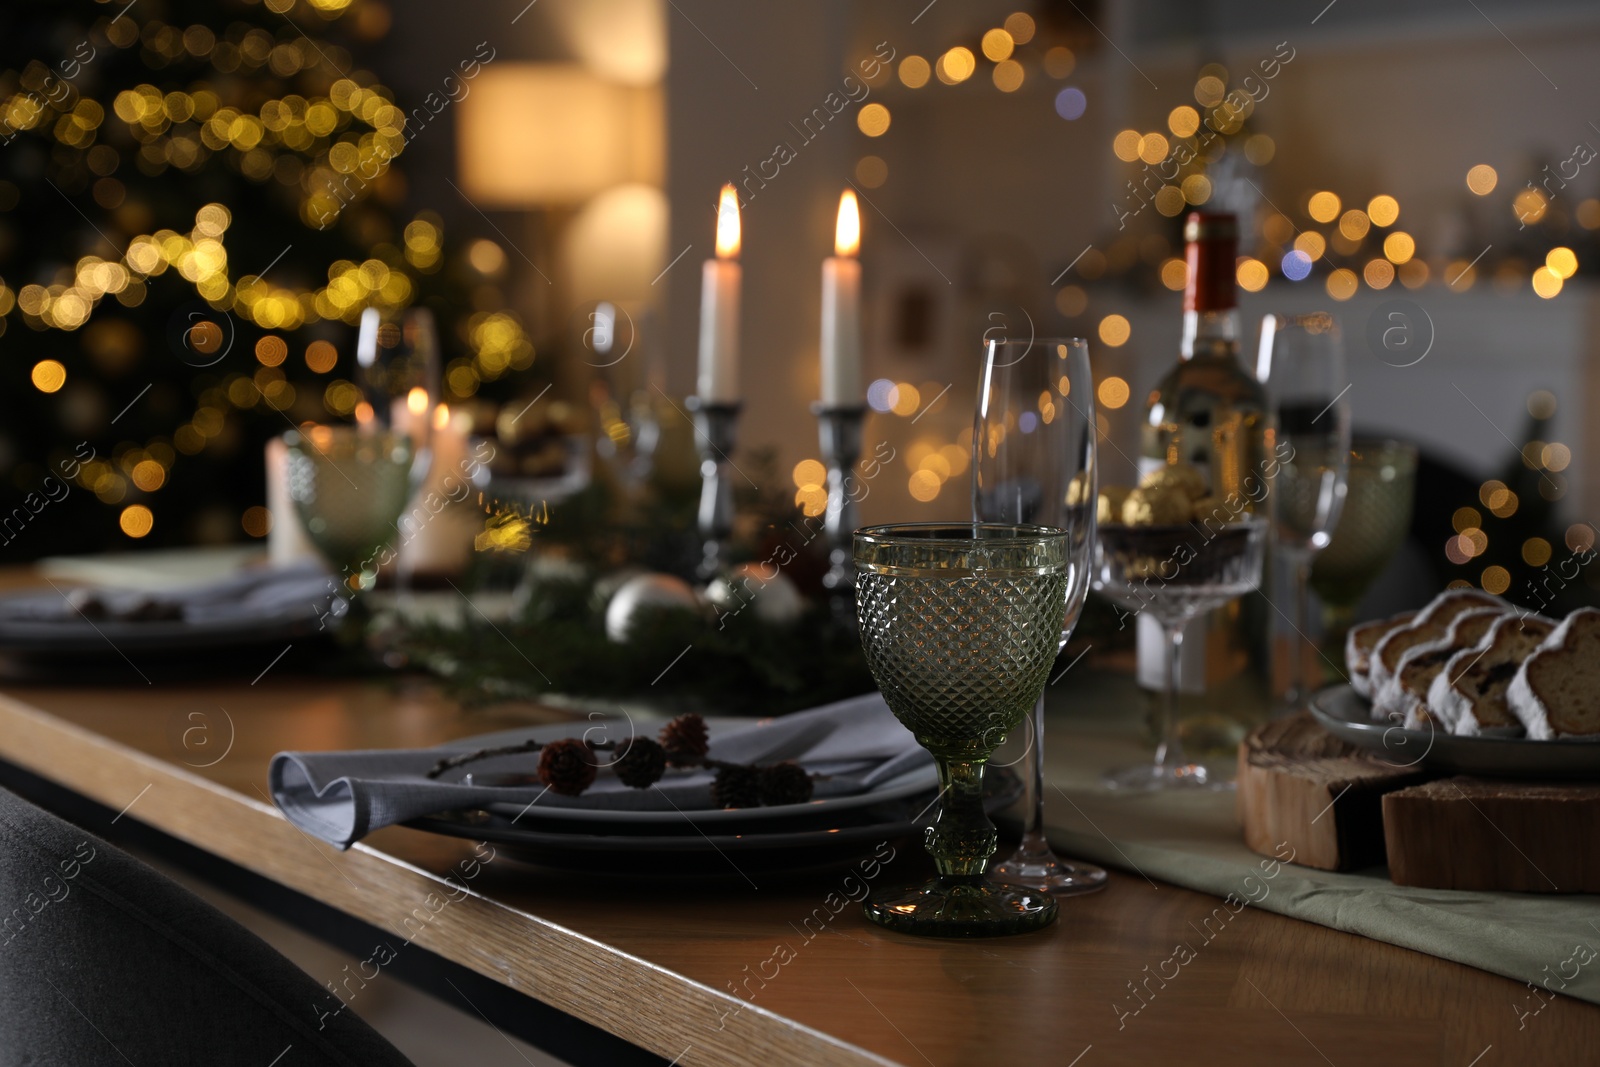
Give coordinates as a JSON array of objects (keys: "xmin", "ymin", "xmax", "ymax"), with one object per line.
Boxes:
[
  {"xmin": 685, "ymin": 396, "xmax": 742, "ymax": 580},
  {"xmin": 812, "ymin": 403, "xmax": 868, "ymax": 592}
]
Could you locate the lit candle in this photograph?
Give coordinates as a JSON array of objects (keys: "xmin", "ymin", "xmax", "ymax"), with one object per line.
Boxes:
[
  {"xmin": 427, "ymin": 402, "xmax": 467, "ymax": 491},
  {"xmin": 697, "ymin": 184, "xmax": 742, "ymax": 403},
  {"xmin": 398, "ymin": 403, "xmax": 473, "ymax": 577},
  {"xmin": 820, "ymin": 189, "xmax": 862, "ymax": 407}
]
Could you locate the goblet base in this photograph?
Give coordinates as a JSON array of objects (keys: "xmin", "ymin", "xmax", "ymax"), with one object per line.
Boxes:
[
  {"xmin": 863, "ymin": 876, "xmax": 1058, "ymax": 938},
  {"xmin": 1101, "ymin": 761, "xmax": 1230, "ymax": 792},
  {"xmin": 991, "ymin": 846, "xmax": 1108, "ymax": 896}
]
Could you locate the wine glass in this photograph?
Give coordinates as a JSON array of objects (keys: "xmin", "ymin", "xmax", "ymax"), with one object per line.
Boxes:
[
  {"xmin": 1093, "ymin": 514, "xmax": 1267, "ymax": 790},
  {"xmin": 356, "ymin": 306, "xmax": 441, "ymax": 437},
  {"xmin": 284, "ymin": 426, "xmax": 416, "ymax": 596},
  {"xmin": 1256, "ymin": 313, "xmax": 1351, "ymax": 711},
  {"xmin": 971, "ymin": 336, "xmax": 1106, "ymax": 896},
  {"xmin": 854, "ymin": 523, "xmax": 1068, "ymax": 937},
  {"xmin": 1310, "ymin": 439, "xmax": 1418, "ymax": 674}
]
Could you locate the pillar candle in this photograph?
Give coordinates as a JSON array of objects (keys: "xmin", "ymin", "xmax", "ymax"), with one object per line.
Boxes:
[
  {"xmin": 820, "ymin": 189, "xmax": 862, "ymax": 407},
  {"xmin": 696, "ymin": 184, "xmax": 742, "ymax": 403}
]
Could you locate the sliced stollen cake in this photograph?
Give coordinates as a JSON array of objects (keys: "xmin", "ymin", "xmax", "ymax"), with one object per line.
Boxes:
[
  {"xmin": 1507, "ymin": 608, "xmax": 1600, "ymax": 740},
  {"xmin": 1384, "ymin": 607, "xmax": 1507, "ymax": 729},
  {"xmin": 1434, "ymin": 613, "xmax": 1556, "ymax": 736},
  {"xmin": 1367, "ymin": 590, "xmax": 1507, "ymax": 719},
  {"xmin": 1346, "ymin": 611, "xmax": 1417, "ymax": 698}
]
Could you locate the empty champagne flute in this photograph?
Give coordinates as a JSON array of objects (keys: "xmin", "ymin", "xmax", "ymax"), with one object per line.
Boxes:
[
  {"xmin": 1256, "ymin": 313, "xmax": 1351, "ymax": 711},
  {"xmin": 972, "ymin": 336, "xmax": 1106, "ymax": 896},
  {"xmin": 855, "ymin": 523, "xmax": 1069, "ymax": 937}
]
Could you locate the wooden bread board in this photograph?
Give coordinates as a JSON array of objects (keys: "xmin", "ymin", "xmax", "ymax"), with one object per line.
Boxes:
[
  {"xmin": 1239, "ymin": 713, "xmax": 1600, "ymax": 891},
  {"xmin": 1383, "ymin": 778, "xmax": 1600, "ymax": 892},
  {"xmin": 1237, "ymin": 712, "xmax": 1433, "ymax": 871}
]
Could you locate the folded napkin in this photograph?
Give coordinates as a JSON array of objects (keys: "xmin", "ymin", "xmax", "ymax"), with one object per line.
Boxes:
[{"xmin": 268, "ymin": 693, "xmax": 928, "ymax": 848}]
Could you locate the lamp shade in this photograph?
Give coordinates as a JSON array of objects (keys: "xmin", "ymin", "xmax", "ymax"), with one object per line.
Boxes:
[
  {"xmin": 456, "ymin": 64, "xmax": 661, "ymax": 206},
  {"xmin": 561, "ymin": 183, "xmax": 668, "ymax": 306}
]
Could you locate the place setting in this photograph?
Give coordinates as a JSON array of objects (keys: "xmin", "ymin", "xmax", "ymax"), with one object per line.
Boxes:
[{"xmin": 269, "ymin": 694, "xmax": 1030, "ymax": 880}]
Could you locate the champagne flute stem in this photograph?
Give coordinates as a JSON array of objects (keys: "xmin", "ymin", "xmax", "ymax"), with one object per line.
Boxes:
[
  {"xmin": 1291, "ymin": 553, "xmax": 1313, "ymax": 705},
  {"xmin": 1154, "ymin": 621, "xmax": 1188, "ymax": 773},
  {"xmin": 1020, "ymin": 693, "xmax": 1048, "ymax": 849},
  {"xmin": 1322, "ymin": 601, "xmax": 1357, "ymax": 681}
]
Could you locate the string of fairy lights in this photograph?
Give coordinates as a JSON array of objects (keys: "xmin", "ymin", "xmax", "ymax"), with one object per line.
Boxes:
[
  {"xmin": 1, "ymin": 1, "xmax": 533, "ymax": 543},
  {"xmin": 783, "ymin": 12, "xmax": 1591, "ymax": 603}
]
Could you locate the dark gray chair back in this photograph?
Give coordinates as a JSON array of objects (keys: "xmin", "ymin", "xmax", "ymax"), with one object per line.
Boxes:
[{"xmin": 0, "ymin": 785, "xmax": 415, "ymax": 1066}]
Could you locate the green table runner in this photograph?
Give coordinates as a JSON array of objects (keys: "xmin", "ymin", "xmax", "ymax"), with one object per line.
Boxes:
[{"xmin": 1037, "ymin": 675, "xmax": 1600, "ymax": 1008}]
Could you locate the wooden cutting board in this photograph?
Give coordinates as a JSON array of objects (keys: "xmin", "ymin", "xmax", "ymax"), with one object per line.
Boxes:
[
  {"xmin": 1239, "ymin": 714, "xmax": 1600, "ymax": 891},
  {"xmin": 1237, "ymin": 712, "xmax": 1433, "ymax": 871},
  {"xmin": 1383, "ymin": 778, "xmax": 1600, "ymax": 892}
]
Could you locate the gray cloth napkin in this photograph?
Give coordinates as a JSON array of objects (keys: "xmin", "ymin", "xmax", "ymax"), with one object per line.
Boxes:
[{"xmin": 268, "ymin": 693, "xmax": 928, "ymax": 848}]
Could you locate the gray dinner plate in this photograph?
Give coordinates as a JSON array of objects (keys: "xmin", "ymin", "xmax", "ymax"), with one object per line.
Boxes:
[
  {"xmin": 0, "ymin": 581, "xmax": 330, "ymax": 658},
  {"xmin": 1308, "ymin": 684, "xmax": 1600, "ymax": 780},
  {"xmin": 408, "ymin": 768, "xmax": 1023, "ymax": 878}
]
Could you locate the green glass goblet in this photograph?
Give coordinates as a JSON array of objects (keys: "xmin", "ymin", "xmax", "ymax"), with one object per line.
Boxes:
[
  {"xmin": 854, "ymin": 522, "xmax": 1068, "ymax": 937},
  {"xmin": 284, "ymin": 426, "xmax": 416, "ymax": 595}
]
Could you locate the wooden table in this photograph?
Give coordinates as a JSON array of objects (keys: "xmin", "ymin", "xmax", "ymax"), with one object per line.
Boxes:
[{"xmin": 2, "ymin": 669, "xmax": 1597, "ymax": 1067}]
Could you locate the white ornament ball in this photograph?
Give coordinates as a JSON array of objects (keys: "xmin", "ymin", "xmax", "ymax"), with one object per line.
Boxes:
[
  {"xmin": 604, "ymin": 573, "xmax": 701, "ymax": 642},
  {"xmin": 591, "ymin": 566, "xmax": 647, "ymax": 614},
  {"xmin": 704, "ymin": 564, "xmax": 806, "ymax": 626}
]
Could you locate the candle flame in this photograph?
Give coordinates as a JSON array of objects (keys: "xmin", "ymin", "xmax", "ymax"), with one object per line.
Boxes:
[
  {"xmin": 433, "ymin": 403, "xmax": 451, "ymax": 431},
  {"xmin": 834, "ymin": 189, "xmax": 860, "ymax": 257},
  {"xmin": 354, "ymin": 402, "xmax": 374, "ymax": 425},
  {"xmin": 715, "ymin": 184, "xmax": 741, "ymax": 258},
  {"xmin": 406, "ymin": 387, "xmax": 429, "ymax": 416}
]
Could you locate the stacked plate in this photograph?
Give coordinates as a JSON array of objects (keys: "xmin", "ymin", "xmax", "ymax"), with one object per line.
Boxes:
[
  {"xmin": 407, "ymin": 716, "xmax": 1022, "ymax": 879},
  {"xmin": 0, "ymin": 560, "xmax": 334, "ymax": 675}
]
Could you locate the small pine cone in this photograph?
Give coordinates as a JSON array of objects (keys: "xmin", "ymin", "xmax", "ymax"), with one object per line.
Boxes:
[
  {"xmin": 612, "ymin": 737, "xmax": 668, "ymax": 789},
  {"xmin": 537, "ymin": 738, "xmax": 597, "ymax": 796},
  {"xmin": 711, "ymin": 765, "xmax": 762, "ymax": 809},
  {"xmin": 659, "ymin": 713, "xmax": 710, "ymax": 767},
  {"xmin": 758, "ymin": 762, "xmax": 814, "ymax": 807}
]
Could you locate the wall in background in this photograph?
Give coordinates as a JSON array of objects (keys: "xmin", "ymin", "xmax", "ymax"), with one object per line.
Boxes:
[{"xmin": 654, "ymin": 0, "xmax": 1600, "ymax": 523}]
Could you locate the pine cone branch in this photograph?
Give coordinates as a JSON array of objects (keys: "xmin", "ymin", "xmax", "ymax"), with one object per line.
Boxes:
[
  {"xmin": 423, "ymin": 714, "xmax": 819, "ymax": 807},
  {"xmin": 611, "ymin": 737, "xmax": 668, "ymax": 789},
  {"xmin": 711, "ymin": 765, "xmax": 763, "ymax": 809},
  {"xmin": 659, "ymin": 713, "xmax": 710, "ymax": 766},
  {"xmin": 538, "ymin": 738, "xmax": 598, "ymax": 796}
]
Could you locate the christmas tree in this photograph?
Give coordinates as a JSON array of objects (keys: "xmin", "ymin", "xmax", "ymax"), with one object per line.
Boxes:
[{"xmin": 0, "ymin": 0, "xmax": 534, "ymax": 558}]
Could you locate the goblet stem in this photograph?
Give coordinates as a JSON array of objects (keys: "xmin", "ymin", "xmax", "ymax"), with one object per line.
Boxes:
[
  {"xmin": 1154, "ymin": 621, "xmax": 1188, "ymax": 775},
  {"xmin": 927, "ymin": 758, "xmax": 996, "ymax": 878}
]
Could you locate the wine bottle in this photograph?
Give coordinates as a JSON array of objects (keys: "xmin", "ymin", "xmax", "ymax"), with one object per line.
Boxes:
[
  {"xmin": 1136, "ymin": 212, "xmax": 1270, "ymax": 750},
  {"xmin": 1140, "ymin": 212, "xmax": 1267, "ymax": 495}
]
